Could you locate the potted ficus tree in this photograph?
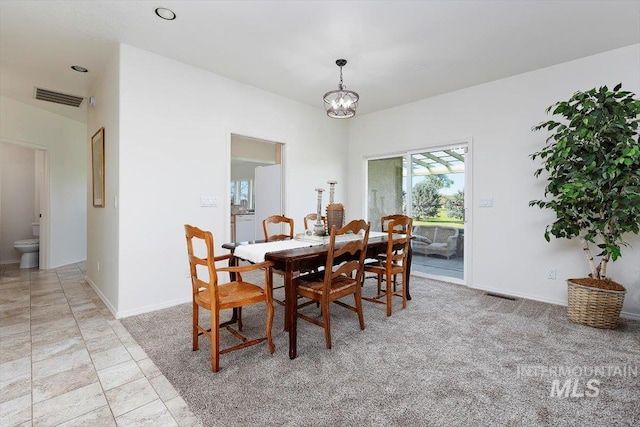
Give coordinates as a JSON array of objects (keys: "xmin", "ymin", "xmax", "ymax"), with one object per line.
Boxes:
[{"xmin": 530, "ymin": 83, "xmax": 640, "ymax": 329}]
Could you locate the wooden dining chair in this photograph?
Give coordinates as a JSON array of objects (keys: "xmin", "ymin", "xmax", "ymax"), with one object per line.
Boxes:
[
  {"xmin": 381, "ymin": 214, "xmax": 411, "ymax": 233},
  {"xmin": 303, "ymin": 213, "xmax": 327, "ymax": 233},
  {"xmin": 362, "ymin": 215, "xmax": 412, "ymax": 316},
  {"xmin": 296, "ymin": 219, "xmax": 370, "ymax": 349},
  {"xmin": 262, "ymin": 214, "xmax": 294, "ymax": 306},
  {"xmin": 262, "ymin": 214, "xmax": 294, "ymax": 242},
  {"xmin": 184, "ymin": 224, "xmax": 275, "ymax": 373}
]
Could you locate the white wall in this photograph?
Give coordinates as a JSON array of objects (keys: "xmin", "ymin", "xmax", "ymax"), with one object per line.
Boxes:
[
  {"xmin": 347, "ymin": 44, "xmax": 640, "ymax": 318},
  {"xmin": 86, "ymin": 46, "xmax": 120, "ymax": 312},
  {"xmin": 107, "ymin": 44, "xmax": 348, "ymax": 317},
  {"xmin": 0, "ymin": 142, "xmax": 35, "ymax": 263},
  {"xmin": 231, "ymin": 161, "xmax": 271, "ymax": 181},
  {"xmin": 0, "ymin": 96, "xmax": 87, "ymax": 268}
]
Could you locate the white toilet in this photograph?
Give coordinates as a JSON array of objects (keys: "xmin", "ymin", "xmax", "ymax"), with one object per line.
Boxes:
[{"xmin": 14, "ymin": 223, "xmax": 40, "ymax": 269}]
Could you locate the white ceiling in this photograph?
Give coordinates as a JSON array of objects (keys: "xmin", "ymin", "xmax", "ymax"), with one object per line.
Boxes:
[{"xmin": 1, "ymin": 1, "xmax": 639, "ymax": 123}]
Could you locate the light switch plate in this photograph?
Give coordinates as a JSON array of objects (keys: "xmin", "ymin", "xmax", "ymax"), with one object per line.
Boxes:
[
  {"xmin": 200, "ymin": 196, "xmax": 216, "ymax": 207},
  {"xmin": 479, "ymin": 198, "xmax": 493, "ymax": 208}
]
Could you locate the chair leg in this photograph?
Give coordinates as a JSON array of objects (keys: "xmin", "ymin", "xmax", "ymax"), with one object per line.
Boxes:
[
  {"xmin": 237, "ymin": 307, "xmax": 243, "ymax": 331},
  {"xmin": 265, "ymin": 271, "xmax": 275, "ymax": 354},
  {"xmin": 266, "ymin": 306, "xmax": 275, "ymax": 354},
  {"xmin": 402, "ymin": 270, "xmax": 408, "ymax": 309},
  {"xmin": 211, "ymin": 309, "xmax": 220, "ymax": 373},
  {"xmin": 192, "ymin": 302, "xmax": 199, "ymax": 351},
  {"xmin": 386, "ymin": 271, "xmax": 393, "ymax": 317},
  {"xmin": 322, "ymin": 298, "xmax": 331, "ymax": 349},
  {"xmin": 376, "ymin": 274, "xmax": 382, "ymax": 295},
  {"xmin": 355, "ymin": 287, "xmax": 365, "ymax": 330}
]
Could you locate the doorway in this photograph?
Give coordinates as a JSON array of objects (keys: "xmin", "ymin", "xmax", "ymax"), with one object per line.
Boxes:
[
  {"xmin": 366, "ymin": 143, "xmax": 469, "ymax": 283},
  {"xmin": 0, "ymin": 141, "xmax": 49, "ymax": 269},
  {"xmin": 230, "ymin": 134, "xmax": 283, "ymax": 242}
]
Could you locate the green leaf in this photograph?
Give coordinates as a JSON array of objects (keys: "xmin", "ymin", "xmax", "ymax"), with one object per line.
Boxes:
[{"xmin": 530, "ymin": 84, "xmax": 640, "ymax": 275}]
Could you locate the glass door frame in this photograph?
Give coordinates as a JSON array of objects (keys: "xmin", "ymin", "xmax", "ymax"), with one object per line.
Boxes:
[{"xmin": 364, "ymin": 140, "xmax": 472, "ymax": 286}]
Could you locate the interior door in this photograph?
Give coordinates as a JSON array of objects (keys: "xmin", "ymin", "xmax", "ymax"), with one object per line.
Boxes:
[{"xmin": 254, "ymin": 164, "xmax": 282, "ymax": 239}]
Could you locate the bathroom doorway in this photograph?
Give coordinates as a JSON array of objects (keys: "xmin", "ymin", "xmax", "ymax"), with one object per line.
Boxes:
[{"xmin": 0, "ymin": 141, "xmax": 49, "ymax": 268}]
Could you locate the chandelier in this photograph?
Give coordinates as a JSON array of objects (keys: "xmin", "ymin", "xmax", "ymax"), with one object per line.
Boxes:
[{"xmin": 323, "ymin": 59, "xmax": 359, "ymax": 119}]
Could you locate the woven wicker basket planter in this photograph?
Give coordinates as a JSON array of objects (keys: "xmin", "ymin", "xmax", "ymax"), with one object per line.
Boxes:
[{"xmin": 567, "ymin": 279, "xmax": 626, "ymax": 329}]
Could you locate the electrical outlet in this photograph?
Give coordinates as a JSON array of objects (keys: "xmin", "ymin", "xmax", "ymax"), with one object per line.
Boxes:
[{"xmin": 548, "ymin": 269, "xmax": 556, "ymax": 280}]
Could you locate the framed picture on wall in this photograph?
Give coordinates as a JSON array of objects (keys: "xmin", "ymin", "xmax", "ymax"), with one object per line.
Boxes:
[{"xmin": 91, "ymin": 127, "xmax": 105, "ymax": 207}]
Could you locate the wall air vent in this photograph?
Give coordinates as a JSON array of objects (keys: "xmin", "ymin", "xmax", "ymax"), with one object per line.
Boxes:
[
  {"xmin": 34, "ymin": 87, "xmax": 84, "ymax": 107},
  {"xmin": 485, "ymin": 292, "xmax": 517, "ymax": 301}
]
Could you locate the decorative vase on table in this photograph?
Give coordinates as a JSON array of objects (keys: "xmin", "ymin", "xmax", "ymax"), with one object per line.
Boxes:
[{"xmin": 326, "ymin": 180, "xmax": 344, "ymax": 234}]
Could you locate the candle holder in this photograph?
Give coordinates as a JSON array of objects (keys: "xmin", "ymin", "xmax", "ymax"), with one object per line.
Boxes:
[
  {"xmin": 327, "ymin": 180, "xmax": 337, "ymax": 204},
  {"xmin": 314, "ymin": 188, "xmax": 326, "ymax": 236}
]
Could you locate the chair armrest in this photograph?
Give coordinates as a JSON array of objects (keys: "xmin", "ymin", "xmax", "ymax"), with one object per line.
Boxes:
[
  {"xmin": 212, "ymin": 253, "xmax": 233, "ymax": 262},
  {"xmin": 218, "ymin": 260, "xmax": 274, "ymax": 274}
]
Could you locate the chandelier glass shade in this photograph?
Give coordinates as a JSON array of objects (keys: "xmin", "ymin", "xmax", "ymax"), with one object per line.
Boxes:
[{"xmin": 323, "ymin": 59, "xmax": 359, "ymax": 119}]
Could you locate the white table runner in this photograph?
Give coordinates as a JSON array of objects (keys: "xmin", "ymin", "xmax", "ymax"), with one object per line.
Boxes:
[
  {"xmin": 233, "ymin": 240, "xmax": 324, "ymax": 264},
  {"xmin": 233, "ymin": 231, "xmax": 388, "ymax": 264}
]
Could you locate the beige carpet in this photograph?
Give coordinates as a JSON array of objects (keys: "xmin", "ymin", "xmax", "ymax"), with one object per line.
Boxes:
[{"xmin": 121, "ymin": 276, "xmax": 640, "ymax": 426}]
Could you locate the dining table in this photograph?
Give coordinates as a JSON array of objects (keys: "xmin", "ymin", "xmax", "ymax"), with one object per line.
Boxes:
[{"xmin": 222, "ymin": 232, "xmax": 413, "ymax": 359}]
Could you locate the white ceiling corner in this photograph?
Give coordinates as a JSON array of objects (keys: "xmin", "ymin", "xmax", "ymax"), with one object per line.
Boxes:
[{"xmin": 1, "ymin": 1, "xmax": 638, "ymax": 123}]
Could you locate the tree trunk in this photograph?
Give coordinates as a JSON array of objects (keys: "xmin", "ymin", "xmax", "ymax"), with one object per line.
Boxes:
[
  {"xmin": 598, "ymin": 253, "xmax": 610, "ymax": 280},
  {"xmin": 579, "ymin": 236, "xmax": 598, "ymax": 278}
]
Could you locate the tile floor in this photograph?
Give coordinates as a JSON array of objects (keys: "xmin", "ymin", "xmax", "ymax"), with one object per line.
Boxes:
[{"xmin": 0, "ymin": 262, "xmax": 202, "ymax": 427}]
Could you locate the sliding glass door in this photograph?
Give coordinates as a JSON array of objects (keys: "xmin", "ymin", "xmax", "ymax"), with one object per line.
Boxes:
[
  {"xmin": 366, "ymin": 145, "xmax": 467, "ymax": 282},
  {"xmin": 367, "ymin": 156, "xmax": 405, "ymax": 231}
]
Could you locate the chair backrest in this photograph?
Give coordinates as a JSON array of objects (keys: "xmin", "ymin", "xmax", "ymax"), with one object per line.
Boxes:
[
  {"xmin": 262, "ymin": 215, "xmax": 294, "ymax": 241},
  {"xmin": 383, "ymin": 215, "xmax": 413, "ymax": 264},
  {"xmin": 381, "ymin": 214, "xmax": 411, "ymax": 232},
  {"xmin": 323, "ymin": 219, "xmax": 370, "ymax": 286},
  {"xmin": 184, "ymin": 224, "xmax": 220, "ymax": 302},
  {"xmin": 303, "ymin": 213, "xmax": 327, "ymax": 231}
]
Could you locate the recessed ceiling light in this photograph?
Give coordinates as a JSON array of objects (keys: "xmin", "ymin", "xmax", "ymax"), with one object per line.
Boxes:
[
  {"xmin": 71, "ymin": 65, "xmax": 88, "ymax": 73},
  {"xmin": 155, "ymin": 7, "xmax": 176, "ymax": 20}
]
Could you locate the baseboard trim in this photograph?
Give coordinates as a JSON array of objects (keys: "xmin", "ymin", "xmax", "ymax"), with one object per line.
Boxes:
[
  {"xmin": 470, "ymin": 282, "xmax": 640, "ymax": 320},
  {"xmin": 620, "ymin": 311, "xmax": 640, "ymax": 321},
  {"xmin": 115, "ymin": 296, "xmax": 192, "ymax": 319},
  {"xmin": 84, "ymin": 275, "xmax": 118, "ymax": 318}
]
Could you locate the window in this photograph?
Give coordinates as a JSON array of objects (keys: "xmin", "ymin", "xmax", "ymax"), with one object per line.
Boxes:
[{"xmin": 230, "ymin": 179, "xmax": 254, "ymax": 208}]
